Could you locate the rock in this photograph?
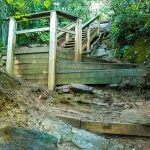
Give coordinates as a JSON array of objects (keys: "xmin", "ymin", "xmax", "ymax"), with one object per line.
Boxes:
[
  {"xmin": 57, "ymin": 85, "xmax": 70, "ymax": 90},
  {"xmin": 72, "ymin": 128, "xmax": 131, "ymax": 150},
  {"xmin": 42, "ymin": 119, "xmax": 73, "ymax": 143},
  {"xmin": 113, "ymin": 102, "xmax": 125, "ymax": 107},
  {"xmin": 72, "ymin": 128, "xmax": 109, "ymax": 150},
  {"xmin": 0, "ymin": 127, "xmax": 58, "ymax": 150},
  {"xmin": 57, "ymin": 85, "xmax": 70, "ymax": 93},
  {"xmin": 93, "ymin": 89, "xmax": 107, "ymax": 97},
  {"xmin": 41, "ymin": 119, "xmax": 132, "ymax": 150},
  {"xmin": 70, "ymin": 84, "xmax": 93, "ymax": 93},
  {"xmin": 56, "ymin": 85, "xmax": 70, "ymax": 94},
  {"xmin": 92, "ymin": 48, "xmax": 107, "ymax": 57},
  {"xmin": 135, "ymin": 102, "xmax": 143, "ymax": 106},
  {"xmin": 31, "ymin": 86, "xmax": 41, "ymax": 92},
  {"xmin": 120, "ymin": 109, "xmax": 150, "ymax": 125}
]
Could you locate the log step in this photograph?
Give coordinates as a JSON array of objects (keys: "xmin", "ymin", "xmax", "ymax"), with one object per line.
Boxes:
[{"xmin": 56, "ymin": 115, "xmax": 150, "ymax": 137}]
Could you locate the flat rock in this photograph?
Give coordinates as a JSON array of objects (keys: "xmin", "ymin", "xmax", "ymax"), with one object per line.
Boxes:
[
  {"xmin": 41, "ymin": 119, "xmax": 132, "ymax": 150},
  {"xmin": 57, "ymin": 85, "xmax": 70, "ymax": 93},
  {"xmin": 0, "ymin": 127, "xmax": 58, "ymax": 150},
  {"xmin": 42, "ymin": 119, "xmax": 73, "ymax": 143},
  {"xmin": 120, "ymin": 109, "xmax": 150, "ymax": 125},
  {"xmin": 70, "ymin": 84, "xmax": 93, "ymax": 93},
  {"xmin": 92, "ymin": 48, "xmax": 107, "ymax": 57}
]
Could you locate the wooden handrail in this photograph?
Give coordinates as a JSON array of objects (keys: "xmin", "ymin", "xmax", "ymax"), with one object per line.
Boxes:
[
  {"xmin": 82, "ymin": 15, "xmax": 100, "ymax": 29},
  {"xmin": 16, "ymin": 27, "xmax": 50, "ymax": 34},
  {"xmin": 57, "ymin": 11, "xmax": 78, "ymax": 21},
  {"xmin": 5, "ymin": 10, "xmax": 78, "ymax": 21},
  {"xmin": 4, "ymin": 11, "xmax": 51, "ymax": 21},
  {"xmin": 57, "ymin": 28, "xmax": 75, "ymax": 35},
  {"xmin": 57, "ymin": 23, "xmax": 75, "ymax": 38},
  {"xmin": 16, "ymin": 26, "xmax": 75, "ymax": 35}
]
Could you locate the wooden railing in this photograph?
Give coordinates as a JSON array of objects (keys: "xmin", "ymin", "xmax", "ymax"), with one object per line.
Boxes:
[
  {"xmin": 82, "ymin": 15, "xmax": 100, "ymax": 52},
  {"xmin": 6, "ymin": 10, "xmax": 101, "ymax": 91}
]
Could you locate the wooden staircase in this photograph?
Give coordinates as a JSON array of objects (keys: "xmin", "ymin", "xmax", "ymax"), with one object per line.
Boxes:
[{"xmin": 6, "ymin": 11, "xmax": 149, "ymax": 91}]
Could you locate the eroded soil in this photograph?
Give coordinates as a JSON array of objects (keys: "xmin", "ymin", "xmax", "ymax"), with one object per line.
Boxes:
[{"xmin": 0, "ymin": 71, "xmax": 150, "ymax": 150}]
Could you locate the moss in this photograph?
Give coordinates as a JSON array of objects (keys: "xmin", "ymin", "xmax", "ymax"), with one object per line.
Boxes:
[{"xmin": 124, "ymin": 38, "xmax": 150, "ymax": 64}]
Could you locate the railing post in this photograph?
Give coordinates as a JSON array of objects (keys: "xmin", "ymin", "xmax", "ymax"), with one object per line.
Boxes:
[
  {"xmin": 75, "ymin": 19, "xmax": 82, "ymax": 61},
  {"xmin": 6, "ymin": 17, "xmax": 16, "ymax": 75},
  {"xmin": 97, "ymin": 16, "xmax": 101, "ymax": 35},
  {"xmin": 48, "ymin": 11, "xmax": 57, "ymax": 91},
  {"xmin": 65, "ymin": 33, "xmax": 70, "ymax": 41},
  {"xmin": 87, "ymin": 25, "xmax": 91, "ymax": 52}
]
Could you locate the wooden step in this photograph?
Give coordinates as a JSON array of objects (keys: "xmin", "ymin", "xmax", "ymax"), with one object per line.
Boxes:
[
  {"xmin": 56, "ymin": 68, "xmax": 148, "ymax": 85},
  {"xmin": 56, "ymin": 115, "xmax": 150, "ymax": 137},
  {"xmin": 57, "ymin": 61, "xmax": 138, "ymax": 71}
]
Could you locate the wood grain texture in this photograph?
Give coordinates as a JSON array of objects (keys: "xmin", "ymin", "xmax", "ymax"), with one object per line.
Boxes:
[
  {"xmin": 57, "ymin": 61, "xmax": 137, "ymax": 71},
  {"xmin": 81, "ymin": 120, "xmax": 150, "ymax": 137},
  {"xmin": 75, "ymin": 19, "xmax": 82, "ymax": 61},
  {"xmin": 6, "ymin": 17, "xmax": 16, "ymax": 75},
  {"xmin": 48, "ymin": 11, "xmax": 57, "ymax": 91},
  {"xmin": 54, "ymin": 115, "xmax": 150, "ymax": 137},
  {"xmin": 56, "ymin": 69, "xmax": 148, "ymax": 85}
]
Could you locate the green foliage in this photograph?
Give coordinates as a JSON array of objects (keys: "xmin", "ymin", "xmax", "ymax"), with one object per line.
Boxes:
[
  {"xmin": 108, "ymin": 0, "xmax": 150, "ymax": 63},
  {"xmin": 124, "ymin": 38, "xmax": 150, "ymax": 63},
  {"xmin": 0, "ymin": 0, "xmax": 99, "ymax": 45}
]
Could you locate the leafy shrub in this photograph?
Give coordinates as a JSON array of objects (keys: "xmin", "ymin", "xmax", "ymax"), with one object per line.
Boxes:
[{"xmin": 108, "ymin": 0, "xmax": 150, "ymax": 63}]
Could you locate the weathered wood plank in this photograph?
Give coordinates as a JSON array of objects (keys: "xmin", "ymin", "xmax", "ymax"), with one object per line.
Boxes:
[
  {"xmin": 82, "ymin": 28, "xmax": 98, "ymax": 51},
  {"xmin": 57, "ymin": 69, "xmax": 148, "ymax": 77},
  {"xmin": 82, "ymin": 15, "xmax": 100, "ymax": 29},
  {"xmin": 15, "ymin": 46, "xmax": 49, "ymax": 54},
  {"xmin": 54, "ymin": 115, "xmax": 150, "ymax": 137},
  {"xmin": 14, "ymin": 58, "xmax": 49, "ymax": 64},
  {"xmin": 14, "ymin": 63, "xmax": 48, "ymax": 70},
  {"xmin": 57, "ymin": 23, "xmax": 75, "ymax": 38},
  {"xmin": 86, "ymin": 26, "xmax": 91, "ymax": 51},
  {"xmin": 6, "ymin": 10, "xmax": 78, "ymax": 21},
  {"xmin": 14, "ymin": 46, "xmax": 73, "ymax": 55},
  {"xmin": 56, "ymin": 115, "xmax": 81, "ymax": 128},
  {"xmin": 16, "ymin": 27, "xmax": 50, "ymax": 34},
  {"xmin": 6, "ymin": 17, "xmax": 16, "ymax": 75},
  {"xmin": 57, "ymin": 28, "xmax": 75, "ymax": 35},
  {"xmin": 14, "ymin": 68, "xmax": 48, "ymax": 75},
  {"xmin": 15, "ymin": 74, "xmax": 48, "ymax": 80},
  {"xmin": 57, "ymin": 61, "xmax": 137, "ymax": 70},
  {"xmin": 14, "ymin": 50, "xmax": 73, "ymax": 61},
  {"xmin": 75, "ymin": 19, "xmax": 82, "ymax": 61},
  {"xmin": 81, "ymin": 120, "xmax": 150, "ymax": 137},
  {"xmin": 56, "ymin": 69, "xmax": 148, "ymax": 84},
  {"xmin": 56, "ymin": 75, "xmax": 115, "ymax": 85},
  {"xmin": 57, "ymin": 11, "xmax": 78, "ymax": 21},
  {"xmin": 48, "ymin": 11, "xmax": 57, "ymax": 91},
  {"xmin": 14, "ymin": 53, "xmax": 49, "ymax": 59}
]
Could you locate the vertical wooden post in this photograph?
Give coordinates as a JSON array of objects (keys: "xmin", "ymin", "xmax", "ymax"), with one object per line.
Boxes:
[
  {"xmin": 97, "ymin": 16, "xmax": 101, "ymax": 35},
  {"xmin": 75, "ymin": 19, "xmax": 82, "ymax": 61},
  {"xmin": 65, "ymin": 33, "xmax": 70, "ymax": 41},
  {"xmin": 48, "ymin": 11, "xmax": 57, "ymax": 91},
  {"xmin": 6, "ymin": 17, "xmax": 16, "ymax": 75},
  {"xmin": 87, "ymin": 25, "xmax": 91, "ymax": 52}
]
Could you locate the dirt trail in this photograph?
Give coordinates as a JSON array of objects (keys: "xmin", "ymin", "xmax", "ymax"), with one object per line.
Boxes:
[{"xmin": 0, "ymin": 71, "xmax": 150, "ymax": 150}]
